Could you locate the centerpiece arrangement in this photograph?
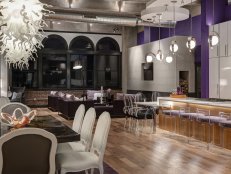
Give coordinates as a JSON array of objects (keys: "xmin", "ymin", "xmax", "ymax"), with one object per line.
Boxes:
[{"xmin": 0, "ymin": 109, "xmax": 37, "ymax": 128}]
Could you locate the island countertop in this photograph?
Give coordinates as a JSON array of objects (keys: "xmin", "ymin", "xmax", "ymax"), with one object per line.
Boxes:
[{"xmin": 157, "ymin": 97, "xmax": 231, "ymax": 109}]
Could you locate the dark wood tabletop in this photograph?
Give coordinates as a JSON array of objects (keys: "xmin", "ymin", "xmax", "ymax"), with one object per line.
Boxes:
[
  {"xmin": 28, "ymin": 115, "xmax": 80, "ymax": 143},
  {"xmin": 0, "ymin": 115, "xmax": 80, "ymax": 143}
]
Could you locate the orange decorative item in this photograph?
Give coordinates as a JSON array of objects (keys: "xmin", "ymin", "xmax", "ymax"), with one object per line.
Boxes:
[{"xmin": 0, "ymin": 109, "xmax": 37, "ymax": 128}]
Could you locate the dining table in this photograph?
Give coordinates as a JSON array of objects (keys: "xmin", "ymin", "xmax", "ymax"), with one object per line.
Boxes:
[{"xmin": 0, "ymin": 115, "xmax": 80, "ymax": 143}]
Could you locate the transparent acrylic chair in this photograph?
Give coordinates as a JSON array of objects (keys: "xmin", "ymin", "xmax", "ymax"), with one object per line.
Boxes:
[
  {"xmin": 218, "ymin": 112, "xmax": 231, "ymax": 148},
  {"xmin": 194, "ymin": 108, "xmax": 210, "ymax": 150}
]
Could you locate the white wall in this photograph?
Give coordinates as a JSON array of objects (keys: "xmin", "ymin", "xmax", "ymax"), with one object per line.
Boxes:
[
  {"xmin": 44, "ymin": 32, "xmax": 122, "ymax": 51},
  {"xmin": 0, "ymin": 57, "xmax": 8, "ymax": 97},
  {"xmin": 127, "ymin": 36, "xmax": 195, "ymax": 93}
]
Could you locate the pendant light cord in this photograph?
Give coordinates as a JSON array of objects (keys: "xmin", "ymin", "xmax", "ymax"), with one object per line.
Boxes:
[
  {"xmin": 190, "ymin": 0, "xmax": 192, "ymax": 35},
  {"xmin": 212, "ymin": 0, "xmax": 215, "ymax": 31},
  {"xmin": 173, "ymin": 1, "xmax": 176, "ymax": 37},
  {"xmin": 158, "ymin": 14, "xmax": 161, "ymax": 50}
]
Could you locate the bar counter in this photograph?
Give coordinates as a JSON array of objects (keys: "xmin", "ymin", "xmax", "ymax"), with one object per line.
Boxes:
[
  {"xmin": 157, "ymin": 97, "xmax": 231, "ymax": 108},
  {"xmin": 157, "ymin": 97, "xmax": 231, "ymax": 150}
]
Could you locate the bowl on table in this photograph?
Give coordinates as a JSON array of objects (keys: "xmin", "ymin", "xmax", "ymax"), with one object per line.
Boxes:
[{"xmin": 0, "ymin": 109, "xmax": 37, "ymax": 128}]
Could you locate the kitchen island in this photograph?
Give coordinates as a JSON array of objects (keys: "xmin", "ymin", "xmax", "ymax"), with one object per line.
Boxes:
[{"xmin": 157, "ymin": 97, "xmax": 231, "ymax": 150}]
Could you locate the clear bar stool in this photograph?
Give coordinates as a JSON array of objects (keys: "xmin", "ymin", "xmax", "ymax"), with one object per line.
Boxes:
[
  {"xmin": 195, "ymin": 108, "xmax": 210, "ymax": 150},
  {"xmin": 219, "ymin": 112, "xmax": 231, "ymax": 148},
  {"xmin": 179, "ymin": 107, "xmax": 191, "ymax": 137},
  {"xmin": 161, "ymin": 104, "xmax": 185, "ymax": 133}
]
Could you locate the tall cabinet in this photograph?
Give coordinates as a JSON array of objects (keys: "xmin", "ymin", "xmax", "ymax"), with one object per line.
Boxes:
[{"xmin": 209, "ymin": 21, "xmax": 231, "ymax": 99}]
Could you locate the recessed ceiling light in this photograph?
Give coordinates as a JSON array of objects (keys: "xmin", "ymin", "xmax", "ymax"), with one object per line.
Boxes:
[{"xmin": 57, "ymin": 22, "xmax": 61, "ymax": 25}]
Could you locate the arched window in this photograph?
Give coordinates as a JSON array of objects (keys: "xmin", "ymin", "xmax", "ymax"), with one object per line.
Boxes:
[
  {"xmin": 96, "ymin": 37, "xmax": 120, "ymax": 52},
  {"xmin": 42, "ymin": 35, "xmax": 68, "ymax": 50},
  {"xmin": 69, "ymin": 36, "xmax": 94, "ymax": 51}
]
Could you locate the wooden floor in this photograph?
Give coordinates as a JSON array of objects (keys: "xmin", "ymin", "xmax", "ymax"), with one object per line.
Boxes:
[{"xmin": 37, "ymin": 108, "xmax": 231, "ymax": 174}]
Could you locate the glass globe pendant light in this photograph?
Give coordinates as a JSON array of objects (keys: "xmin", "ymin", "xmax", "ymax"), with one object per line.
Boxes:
[
  {"xmin": 186, "ymin": 36, "xmax": 196, "ymax": 51},
  {"xmin": 186, "ymin": 0, "xmax": 196, "ymax": 52},
  {"xmin": 156, "ymin": 14, "xmax": 164, "ymax": 61},
  {"xmin": 166, "ymin": 20, "xmax": 173, "ymax": 63},
  {"xmin": 208, "ymin": 0, "xmax": 219, "ymax": 49},
  {"xmin": 170, "ymin": 1, "xmax": 178, "ymax": 54}
]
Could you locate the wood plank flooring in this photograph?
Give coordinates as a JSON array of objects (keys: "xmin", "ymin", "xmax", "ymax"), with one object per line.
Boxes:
[{"xmin": 36, "ymin": 108, "xmax": 231, "ymax": 174}]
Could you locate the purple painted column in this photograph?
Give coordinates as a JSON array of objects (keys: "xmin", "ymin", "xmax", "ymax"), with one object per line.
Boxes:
[
  {"xmin": 201, "ymin": 0, "xmax": 210, "ymax": 98},
  {"xmin": 137, "ymin": 31, "xmax": 144, "ymax": 45}
]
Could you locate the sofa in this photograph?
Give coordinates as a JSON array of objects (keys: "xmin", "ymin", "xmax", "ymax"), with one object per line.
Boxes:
[
  {"xmin": 59, "ymin": 99, "xmax": 94, "ymax": 119},
  {"xmin": 48, "ymin": 90, "xmax": 125, "ymax": 119}
]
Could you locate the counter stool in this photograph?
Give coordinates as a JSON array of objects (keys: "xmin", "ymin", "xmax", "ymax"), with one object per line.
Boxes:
[
  {"xmin": 178, "ymin": 107, "xmax": 191, "ymax": 137},
  {"xmin": 161, "ymin": 105, "xmax": 185, "ymax": 133},
  {"xmin": 219, "ymin": 112, "xmax": 231, "ymax": 149},
  {"xmin": 195, "ymin": 109, "xmax": 210, "ymax": 150}
]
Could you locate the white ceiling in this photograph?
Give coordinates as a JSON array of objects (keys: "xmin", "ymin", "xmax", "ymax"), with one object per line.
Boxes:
[{"xmin": 147, "ymin": 0, "xmax": 198, "ymax": 8}]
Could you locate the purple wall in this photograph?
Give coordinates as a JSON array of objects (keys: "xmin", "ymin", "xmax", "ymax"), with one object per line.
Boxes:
[
  {"xmin": 137, "ymin": 31, "xmax": 144, "ymax": 45},
  {"xmin": 225, "ymin": 5, "xmax": 231, "ymax": 21}
]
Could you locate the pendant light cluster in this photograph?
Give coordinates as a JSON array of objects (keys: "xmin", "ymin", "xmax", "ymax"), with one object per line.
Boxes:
[{"xmin": 208, "ymin": 0, "xmax": 219, "ymax": 49}]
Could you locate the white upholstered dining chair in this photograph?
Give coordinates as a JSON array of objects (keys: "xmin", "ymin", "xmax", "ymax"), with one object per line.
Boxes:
[
  {"xmin": 0, "ymin": 128, "xmax": 57, "ymax": 174},
  {"xmin": 72, "ymin": 104, "xmax": 86, "ymax": 134},
  {"xmin": 56, "ymin": 111, "xmax": 111, "ymax": 174},
  {"xmin": 57, "ymin": 107, "xmax": 96, "ymax": 154},
  {"xmin": 0, "ymin": 102, "xmax": 31, "ymax": 118}
]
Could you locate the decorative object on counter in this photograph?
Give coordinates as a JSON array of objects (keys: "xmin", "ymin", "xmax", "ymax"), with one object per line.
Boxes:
[
  {"xmin": 0, "ymin": 109, "xmax": 37, "ymax": 128},
  {"xmin": 208, "ymin": 0, "xmax": 219, "ymax": 48},
  {"xmin": 170, "ymin": 87, "xmax": 187, "ymax": 98},
  {"xmin": 179, "ymin": 79, "xmax": 189, "ymax": 94}
]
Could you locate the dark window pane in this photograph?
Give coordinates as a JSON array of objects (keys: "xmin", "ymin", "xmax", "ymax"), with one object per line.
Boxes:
[
  {"xmin": 42, "ymin": 35, "xmax": 68, "ymax": 50},
  {"xmin": 42, "ymin": 54, "xmax": 67, "ymax": 88},
  {"xmin": 11, "ymin": 60, "xmax": 37, "ymax": 88},
  {"xmin": 69, "ymin": 36, "xmax": 94, "ymax": 50},
  {"xmin": 96, "ymin": 37, "xmax": 120, "ymax": 51},
  {"xmin": 70, "ymin": 55, "xmax": 94, "ymax": 88}
]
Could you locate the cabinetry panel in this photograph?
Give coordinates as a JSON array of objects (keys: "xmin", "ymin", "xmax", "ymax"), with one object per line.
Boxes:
[
  {"xmin": 219, "ymin": 22, "xmax": 228, "ymax": 57},
  {"xmin": 209, "ymin": 58, "xmax": 219, "ymax": 98},
  {"xmin": 220, "ymin": 56, "xmax": 231, "ymax": 99}
]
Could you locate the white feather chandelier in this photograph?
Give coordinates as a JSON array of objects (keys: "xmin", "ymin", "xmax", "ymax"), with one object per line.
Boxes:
[{"xmin": 0, "ymin": 0, "xmax": 54, "ymax": 69}]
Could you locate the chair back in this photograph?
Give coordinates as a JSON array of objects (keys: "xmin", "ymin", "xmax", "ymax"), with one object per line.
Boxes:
[
  {"xmin": 72, "ymin": 104, "xmax": 85, "ymax": 133},
  {"xmin": 0, "ymin": 103, "xmax": 31, "ymax": 118},
  {"xmin": 196, "ymin": 108, "xmax": 210, "ymax": 116},
  {"xmin": 123, "ymin": 95, "xmax": 130, "ymax": 114},
  {"xmin": 0, "ymin": 128, "xmax": 57, "ymax": 174},
  {"xmin": 135, "ymin": 92, "xmax": 144, "ymax": 102},
  {"xmin": 0, "ymin": 98, "xmax": 10, "ymax": 109},
  {"xmin": 219, "ymin": 112, "xmax": 231, "ymax": 120},
  {"xmin": 80, "ymin": 107, "xmax": 96, "ymax": 151},
  {"xmin": 90, "ymin": 112, "xmax": 111, "ymax": 163}
]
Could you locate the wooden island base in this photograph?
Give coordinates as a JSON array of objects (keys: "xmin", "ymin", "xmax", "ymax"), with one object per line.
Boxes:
[{"xmin": 158, "ymin": 97, "xmax": 231, "ymax": 150}]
